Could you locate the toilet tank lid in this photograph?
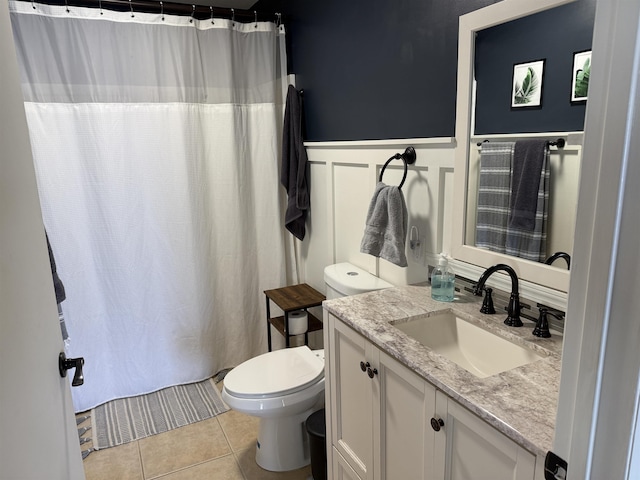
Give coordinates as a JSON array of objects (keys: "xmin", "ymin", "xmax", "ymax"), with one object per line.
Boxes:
[{"xmin": 324, "ymin": 262, "xmax": 393, "ymax": 296}]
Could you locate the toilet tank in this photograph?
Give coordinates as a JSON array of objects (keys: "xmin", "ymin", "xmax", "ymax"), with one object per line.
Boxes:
[{"xmin": 323, "ymin": 262, "xmax": 393, "ymax": 300}]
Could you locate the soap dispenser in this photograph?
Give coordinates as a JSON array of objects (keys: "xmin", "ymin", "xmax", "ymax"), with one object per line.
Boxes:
[{"xmin": 431, "ymin": 253, "xmax": 455, "ymax": 302}]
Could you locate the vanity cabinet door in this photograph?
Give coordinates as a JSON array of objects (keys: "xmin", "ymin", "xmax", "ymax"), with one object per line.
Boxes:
[
  {"xmin": 328, "ymin": 314, "xmax": 436, "ymax": 480},
  {"xmin": 377, "ymin": 350, "xmax": 437, "ymax": 480},
  {"xmin": 434, "ymin": 391, "xmax": 536, "ymax": 480},
  {"xmin": 333, "ymin": 447, "xmax": 363, "ymax": 480},
  {"xmin": 329, "ymin": 316, "xmax": 375, "ymax": 480}
]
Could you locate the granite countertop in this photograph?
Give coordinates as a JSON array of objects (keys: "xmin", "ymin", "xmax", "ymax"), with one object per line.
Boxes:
[{"xmin": 322, "ymin": 285, "xmax": 563, "ymax": 459}]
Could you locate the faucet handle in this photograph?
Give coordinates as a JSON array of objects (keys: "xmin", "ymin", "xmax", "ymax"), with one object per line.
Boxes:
[
  {"xmin": 479, "ymin": 287, "xmax": 496, "ymax": 314},
  {"xmin": 533, "ymin": 308, "xmax": 551, "ymax": 338},
  {"xmin": 533, "ymin": 306, "xmax": 563, "ymax": 337}
]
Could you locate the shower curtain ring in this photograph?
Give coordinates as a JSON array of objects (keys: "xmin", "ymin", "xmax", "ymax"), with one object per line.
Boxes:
[
  {"xmin": 190, "ymin": 4, "xmax": 195, "ymax": 23},
  {"xmin": 210, "ymin": 6, "xmax": 214, "ymax": 24},
  {"xmin": 231, "ymin": 8, "xmax": 235, "ymax": 26},
  {"xmin": 129, "ymin": 0, "xmax": 134, "ymax": 17},
  {"xmin": 160, "ymin": 1, "xmax": 164, "ymax": 21},
  {"xmin": 31, "ymin": 0, "xmax": 35, "ymax": 9},
  {"xmin": 254, "ymin": 10, "xmax": 258, "ymax": 28},
  {"xmin": 64, "ymin": 0, "xmax": 69, "ymax": 13},
  {"xmin": 99, "ymin": 0, "xmax": 103, "ymax": 15}
]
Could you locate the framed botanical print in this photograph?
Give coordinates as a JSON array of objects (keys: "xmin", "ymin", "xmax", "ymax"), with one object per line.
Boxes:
[
  {"xmin": 511, "ymin": 59, "xmax": 545, "ymax": 108},
  {"xmin": 571, "ymin": 50, "xmax": 591, "ymax": 103}
]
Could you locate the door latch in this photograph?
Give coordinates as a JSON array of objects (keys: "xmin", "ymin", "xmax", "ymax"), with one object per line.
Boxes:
[{"xmin": 59, "ymin": 352, "xmax": 85, "ymax": 387}]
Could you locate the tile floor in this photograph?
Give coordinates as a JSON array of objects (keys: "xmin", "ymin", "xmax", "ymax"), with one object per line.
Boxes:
[{"xmin": 76, "ymin": 382, "xmax": 313, "ymax": 480}]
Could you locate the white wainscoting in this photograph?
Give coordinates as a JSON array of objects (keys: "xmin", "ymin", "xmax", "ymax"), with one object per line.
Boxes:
[
  {"xmin": 298, "ymin": 133, "xmax": 580, "ymax": 320},
  {"xmin": 300, "ymin": 137, "xmax": 457, "ymax": 294},
  {"xmin": 272, "ymin": 75, "xmax": 580, "ymax": 346}
]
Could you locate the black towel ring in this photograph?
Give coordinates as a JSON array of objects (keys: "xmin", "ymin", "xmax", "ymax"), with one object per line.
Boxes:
[{"xmin": 379, "ymin": 146, "xmax": 417, "ymax": 189}]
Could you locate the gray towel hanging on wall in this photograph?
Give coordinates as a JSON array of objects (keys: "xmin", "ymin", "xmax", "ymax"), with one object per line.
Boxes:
[{"xmin": 281, "ymin": 85, "xmax": 309, "ymax": 241}]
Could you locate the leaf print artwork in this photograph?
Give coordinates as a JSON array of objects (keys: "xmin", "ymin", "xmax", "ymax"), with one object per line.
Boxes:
[
  {"xmin": 514, "ymin": 67, "xmax": 540, "ymax": 104},
  {"xmin": 572, "ymin": 51, "xmax": 591, "ymax": 102},
  {"xmin": 511, "ymin": 60, "xmax": 545, "ymax": 108}
]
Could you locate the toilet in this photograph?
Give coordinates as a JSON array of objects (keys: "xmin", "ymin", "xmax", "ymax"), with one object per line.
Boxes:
[{"xmin": 221, "ymin": 262, "xmax": 392, "ymax": 472}]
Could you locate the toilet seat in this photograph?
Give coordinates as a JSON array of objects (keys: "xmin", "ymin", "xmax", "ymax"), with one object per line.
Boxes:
[{"xmin": 224, "ymin": 346, "xmax": 324, "ymax": 399}]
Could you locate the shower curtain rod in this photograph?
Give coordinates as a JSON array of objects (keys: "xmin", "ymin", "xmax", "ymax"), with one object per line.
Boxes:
[{"xmin": 17, "ymin": 0, "xmax": 281, "ymax": 22}]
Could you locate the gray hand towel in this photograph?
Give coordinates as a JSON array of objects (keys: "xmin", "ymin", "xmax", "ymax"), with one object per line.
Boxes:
[
  {"xmin": 506, "ymin": 147, "xmax": 550, "ymax": 262},
  {"xmin": 509, "ymin": 139, "xmax": 548, "ymax": 230},
  {"xmin": 360, "ymin": 182, "xmax": 408, "ymax": 267}
]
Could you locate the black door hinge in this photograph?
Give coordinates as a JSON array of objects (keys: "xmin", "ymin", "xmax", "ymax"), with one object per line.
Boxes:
[{"xmin": 545, "ymin": 451, "xmax": 568, "ymax": 480}]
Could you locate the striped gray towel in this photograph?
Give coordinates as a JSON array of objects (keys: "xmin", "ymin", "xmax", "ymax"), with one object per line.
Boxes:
[{"xmin": 475, "ymin": 142, "xmax": 514, "ymax": 254}]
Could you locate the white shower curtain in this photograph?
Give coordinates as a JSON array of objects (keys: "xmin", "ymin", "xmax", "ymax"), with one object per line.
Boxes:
[{"xmin": 9, "ymin": 1, "xmax": 295, "ymax": 412}]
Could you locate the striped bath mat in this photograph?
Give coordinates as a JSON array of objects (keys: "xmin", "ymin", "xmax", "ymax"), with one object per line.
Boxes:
[{"xmin": 91, "ymin": 377, "xmax": 229, "ymax": 449}]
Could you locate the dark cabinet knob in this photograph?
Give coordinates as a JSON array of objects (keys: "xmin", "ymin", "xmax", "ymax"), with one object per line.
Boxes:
[
  {"xmin": 430, "ymin": 417, "xmax": 444, "ymax": 432},
  {"xmin": 359, "ymin": 361, "xmax": 378, "ymax": 378},
  {"xmin": 59, "ymin": 352, "xmax": 85, "ymax": 387}
]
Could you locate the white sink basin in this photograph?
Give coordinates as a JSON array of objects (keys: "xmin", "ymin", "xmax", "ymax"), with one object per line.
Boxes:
[{"xmin": 393, "ymin": 312, "xmax": 543, "ymax": 378}]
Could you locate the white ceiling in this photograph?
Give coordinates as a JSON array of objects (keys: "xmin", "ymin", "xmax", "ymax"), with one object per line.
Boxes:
[{"xmin": 171, "ymin": 0, "xmax": 257, "ymax": 9}]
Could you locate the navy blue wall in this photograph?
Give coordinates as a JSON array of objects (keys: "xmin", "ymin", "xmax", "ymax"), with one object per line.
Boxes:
[
  {"xmin": 254, "ymin": 0, "xmax": 594, "ymax": 141},
  {"xmin": 254, "ymin": 0, "xmax": 498, "ymax": 141},
  {"xmin": 474, "ymin": 1, "xmax": 595, "ymax": 135}
]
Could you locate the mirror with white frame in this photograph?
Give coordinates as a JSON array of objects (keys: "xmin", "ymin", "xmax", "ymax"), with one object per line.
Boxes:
[{"xmin": 452, "ymin": 0, "xmax": 595, "ymax": 297}]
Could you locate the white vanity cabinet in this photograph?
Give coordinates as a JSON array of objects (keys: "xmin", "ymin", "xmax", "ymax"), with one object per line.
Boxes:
[{"xmin": 325, "ymin": 313, "xmax": 538, "ymax": 480}]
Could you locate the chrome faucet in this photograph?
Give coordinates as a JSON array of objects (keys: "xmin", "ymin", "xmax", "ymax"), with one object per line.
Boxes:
[{"xmin": 473, "ymin": 264, "xmax": 522, "ymax": 327}]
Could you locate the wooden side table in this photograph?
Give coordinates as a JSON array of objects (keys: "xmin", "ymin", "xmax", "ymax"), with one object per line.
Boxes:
[{"xmin": 264, "ymin": 283, "xmax": 325, "ymax": 351}]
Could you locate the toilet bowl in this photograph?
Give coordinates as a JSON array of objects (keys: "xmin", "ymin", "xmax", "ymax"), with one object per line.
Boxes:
[
  {"xmin": 222, "ymin": 263, "xmax": 393, "ymax": 472},
  {"xmin": 222, "ymin": 346, "xmax": 325, "ymax": 472}
]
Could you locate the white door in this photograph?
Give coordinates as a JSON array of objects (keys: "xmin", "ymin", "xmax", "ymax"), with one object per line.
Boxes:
[
  {"xmin": 553, "ymin": 1, "xmax": 640, "ymax": 479},
  {"xmin": 0, "ymin": 1, "xmax": 85, "ymax": 478}
]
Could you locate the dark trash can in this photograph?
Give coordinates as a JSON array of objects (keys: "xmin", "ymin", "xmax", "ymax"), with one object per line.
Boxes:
[{"xmin": 305, "ymin": 408, "xmax": 327, "ymax": 480}]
